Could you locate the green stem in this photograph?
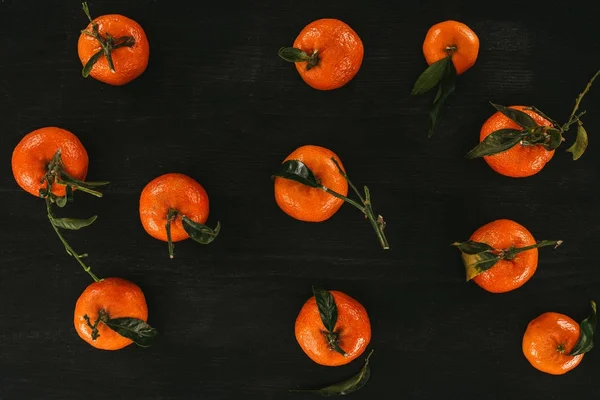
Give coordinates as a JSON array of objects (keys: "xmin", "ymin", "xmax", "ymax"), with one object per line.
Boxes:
[
  {"xmin": 328, "ymin": 157, "xmax": 389, "ymax": 250},
  {"xmin": 166, "ymin": 209, "xmax": 178, "ymax": 259},
  {"xmin": 502, "ymin": 240, "xmax": 562, "ymax": 260},
  {"xmin": 363, "ymin": 187, "xmax": 390, "ymax": 250},
  {"xmin": 324, "ymin": 331, "xmax": 347, "ymax": 357},
  {"xmin": 322, "ymin": 187, "xmax": 366, "ymax": 213},
  {"xmin": 562, "ymin": 69, "xmax": 600, "ymax": 131},
  {"xmin": 46, "ymin": 197, "xmax": 101, "ymax": 282}
]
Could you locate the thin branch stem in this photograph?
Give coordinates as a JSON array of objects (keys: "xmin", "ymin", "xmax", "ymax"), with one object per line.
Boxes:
[
  {"xmin": 46, "ymin": 198, "xmax": 101, "ymax": 283},
  {"xmin": 331, "ymin": 158, "xmax": 365, "ymax": 204},
  {"xmin": 322, "ymin": 187, "xmax": 366, "ymax": 213},
  {"xmin": 563, "ymin": 69, "xmax": 600, "ymax": 131}
]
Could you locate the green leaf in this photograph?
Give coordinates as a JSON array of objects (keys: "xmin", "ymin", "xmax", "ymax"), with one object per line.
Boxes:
[
  {"xmin": 312, "ymin": 287, "xmax": 338, "ymax": 334},
  {"xmin": 465, "ymin": 129, "xmax": 525, "ymax": 158},
  {"xmin": 452, "ymin": 240, "xmax": 494, "ymax": 255},
  {"xmin": 182, "ymin": 217, "xmax": 220, "ymax": 245},
  {"xmin": 104, "ymin": 317, "xmax": 157, "ymax": 348},
  {"xmin": 278, "ymin": 47, "xmax": 310, "ymax": 63},
  {"xmin": 569, "ymin": 300, "xmax": 597, "ymax": 356},
  {"xmin": 55, "ymin": 194, "xmax": 68, "ymax": 208},
  {"xmin": 543, "ymin": 128, "xmax": 563, "ymax": 150},
  {"xmin": 453, "ymin": 240, "xmax": 500, "ymax": 280},
  {"xmin": 82, "ymin": 49, "xmax": 103, "ymax": 78},
  {"xmin": 52, "ymin": 215, "xmax": 97, "ymax": 230},
  {"xmin": 566, "ymin": 123, "xmax": 588, "ymax": 160},
  {"xmin": 411, "ymin": 57, "xmax": 449, "ymax": 95},
  {"xmin": 428, "ymin": 58, "xmax": 456, "ymax": 137},
  {"xmin": 461, "ymin": 252, "xmax": 500, "ymax": 281},
  {"xmin": 273, "ymin": 160, "xmax": 321, "ymax": 188},
  {"xmin": 490, "ymin": 103, "xmax": 537, "ymax": 128},
  {"xmin": 290, "ymin": 349, "xmax": 374, "ymax": 396}
]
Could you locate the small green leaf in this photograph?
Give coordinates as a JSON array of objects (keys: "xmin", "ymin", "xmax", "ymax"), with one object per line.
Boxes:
[
  {"xmin": 182, "ymin": 217, "xmax": 220, "ymax": 245},
  {"xmin": 411, "ymin": 57, "xmax": 449, "ymax": 95},
  {"xmin": 273, "ymin": 160, "xmax": 321, "ymax": 188},
  {"xmin": 82, "ymin": 49, "xmax": 103, "ymax": 78},
  {"xmin": 278, "ymin": 47, "xmax": 310, "ymax": 63},
  {"xmin": 490, "ymin": 103, "xmax": 537, "ymax": 128},
  {"xmin": 543, "ymin": 128, "xmax": 563, "ymax": 151},
  {"xmin": 290, "ymin": 349, "xmax": 374, "ymax": 396},
  {"xmin": 104, "ymin": 317, "xmax": 157, "ymax": 348},
  {"xmin": 465, "ymin": 129, "xmax": 525, "ymax": 158},
  {"xmin": 569, "ymin": 301, "xmax": 597, "ymax": 356},
  {"xmin": 453, "ymin": 240, "xmax": 500, "ymax": 280},
  {"xmin": 313, "ymin": 287, "xmax": 338, "ymax": 334},
  {"xmin": 52, "ymin": 215, "xmax": 97, "ymax": 230},
  {"xmin": 55, "ymin": 194, "xmax": 68, "ymax": 208},
  {"xmin": 428, "ymin": 58, "xmax": 456, "ymax": 137},
  {"xmin": 461, "ymin": 252, "xmax": 500, "ymax": 281},
  {"xmin": 566, "ymin": 123, "xmax": 588, "ymax": 160},
  {"xmin": 452, "ymin": 240, "xmax": 494, "ymax": 255}
]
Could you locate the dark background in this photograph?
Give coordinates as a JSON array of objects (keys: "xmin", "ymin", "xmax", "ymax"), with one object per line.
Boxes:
[{"xmin": 1, "ymin": 0, "xmax": 599, "ymax": 398}]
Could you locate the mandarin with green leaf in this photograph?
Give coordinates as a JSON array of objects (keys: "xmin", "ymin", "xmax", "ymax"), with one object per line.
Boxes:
[
  {"xmin": 74, "ymin": 277, "xmax": 157, "ymax": 350},
  {"xmin": 454, "ymin": 219, "xmax": 561, "ymax": 293},
  {"xmin": 12, "ymin": 126, "xmax": 108, "ymax": 282},
  {"xmin": 273, "ymin": 145, "xmax": 389, "ymax": 249},
  {"xmin": 411, "ymin": 20, "xmax": 479, "ymax": 137},
  {"xmin": 12, "ymin": 127, "xmax": 88, "ymax": 198},
  {"xmin": 78, "ymin": 2, "xmax": 149, "ymax": 85},
  {"xmin": 295, "ymin": 288, "xmax": 371, "ymax": 366},
  {"xmin": 467, "ymin": 70, "xmax": 600, "ymax": 175},
  {"xmin": 139, "ymin": 173, "xmax": 220, "ymax": 259},
  {"xmin": 523, "ymin": 301, "xmax": 596, "ymax": 375},
  {"xmin": 278, "ymin": 19, "xmax": 363, "ymax": 90},
  {"xmin": 422, "ymin": 20, "xmax": 479, "ymax": 76},
  {"xmin": 477, "ymin": 106, "xmax": 555, "ymax": 178}
]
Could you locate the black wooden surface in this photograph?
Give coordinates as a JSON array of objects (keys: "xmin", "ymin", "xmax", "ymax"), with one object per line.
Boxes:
[{"xmin": 1, "ymin": 0, "xmax": 599, "ymax": 399}]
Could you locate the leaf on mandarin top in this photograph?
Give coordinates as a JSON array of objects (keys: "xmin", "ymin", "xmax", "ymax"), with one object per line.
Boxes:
[
  {"xmin": 290, "ymin": 350, "xmax": 374, "ymax": 396},
  {"xmin": 182, "ymin": 217, "xmax": 220, "ymax": 245},
  {"xmin": 452, "ymin": 240, "xmax": 494, "ymax": 254},
  {"xmin": 312, "ymin": 287, "xmax": 338, "ymax": 334},
  {"xmin": 104, "ymin": 317, "xmax": 157, "ymax": 348},
  {"xmin": 278, "ymin": 47, "xmax": 310, "ymax": 63},
  {"xmin": 490, "ymin": 103, "xmax": 537, "ymax": 128},
  {"xmin": 566, "ymin": 123, "xmax": 589, "ymax": 160},
  {"xmin": 453, "ymin": 241, "xmax": 500, "ymax": 281},
  {"xmin": 465, "ymin": 129, "xmax": 525, "ymax": 159},
  {"xmin": 273, "ymin": 160, "xmax": 321, "ymax": 188},
  {"xmin": 569, "ymin": 300, "xmax": 597, "ymax": 356},
  {"xmin": 428, "ymin": 57, "xmax": 456, "ymax": 137},
  {"xmin": 82, "ymin": 49, "xmax": 104, "ymax": 78},
  {"xmin": 52, "ymin": 215, "xmax": 98, "ymax": 230},
  {"xmin": 411, "ymin": 57, "xmax": 449, "ymax": 95}
]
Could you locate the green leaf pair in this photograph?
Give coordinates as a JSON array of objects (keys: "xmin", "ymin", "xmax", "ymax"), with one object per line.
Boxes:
[
  {"xmin": 453, "ymin": 239, "xmax": 562, "ymax": 281},
  {"xmin": 411, "ymin": 56, "xmax": 457, "ymax": 137}
]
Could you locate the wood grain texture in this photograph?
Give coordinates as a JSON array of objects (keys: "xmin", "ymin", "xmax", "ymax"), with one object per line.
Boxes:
[{"xmin": 1, "ymin": 0, "xmax": 599, "ymax": 398}]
